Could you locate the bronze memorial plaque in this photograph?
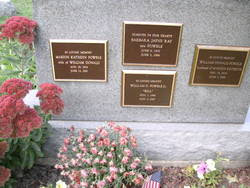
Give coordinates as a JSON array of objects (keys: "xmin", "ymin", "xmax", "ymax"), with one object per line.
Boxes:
[
  {"xmin": 122, "ymin": 70, "xmax": 177, "ymax": 107},
  {"xmin": 189, "ymin": 45, "xmax": 249, "ymax": 87},
  {"xmin": 122, "ymin": 21, "xmax": 183, "ymax": 66},
  {"xmin": 50, "ymin": 40, "xmax": 107, "ymax": 81}
]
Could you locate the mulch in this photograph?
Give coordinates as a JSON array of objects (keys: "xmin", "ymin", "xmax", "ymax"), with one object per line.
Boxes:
[{"xmin": 15, "ymin": 164, "xmax": 250, "ymax": 188}]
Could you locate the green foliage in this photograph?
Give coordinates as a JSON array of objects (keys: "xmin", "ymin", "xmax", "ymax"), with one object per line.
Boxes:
[
  {"xmin": 0, "ymin": 0, "xmax": 36, "ymax": 85},
  {"xmin": 184, "ymin": 155, "xmax": 228, "ymax": 188},
  {"xmin": 1, "ymin": 108, "xmax": 51, "ymax": 169},
  {"xmin": 0, "ymin": 107, "xmax": 52, "ymax": 188},
  {"xmin": 0, "ymin": 16, "xmax": 8, "ymax": 25},
  {"xmin": 200, "ymin": 169, "xmax": 222, "ymax": 188},
  {"xmin": 0, "ymin": 39, "xmax": 37, "ymax": 86}
]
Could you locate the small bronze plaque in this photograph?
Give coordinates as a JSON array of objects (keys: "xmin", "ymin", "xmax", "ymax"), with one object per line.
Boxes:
[
  {"xmin": 50, "ymin": 40, "xmax": 108, "ymax": 82},
  {"xmin": 122, "ymin": 70, "xmax": 176, "ymax": 107},
  {"xmin": 189, "ymin": 45, "xmax": 249, "ymax": 87},
  {"xmin": 122, "ymin": 21, "xmax": 183, "ymax": 66}
]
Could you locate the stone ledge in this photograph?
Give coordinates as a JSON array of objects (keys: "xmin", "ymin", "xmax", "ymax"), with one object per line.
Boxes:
[
  {"xmin": 39, "ymin": 120, "xmax": 250, "ymax": 165},
  {"xmin": 150, "ymin": 160, "xmax": 250, "ymax": 169},
  {"xmin": 50, "ymin": 120, "xmax": 250, "ymax": 132},
  {"xmin": 37, "ymin": 158, "xmax": 250, "ymax": 169}
]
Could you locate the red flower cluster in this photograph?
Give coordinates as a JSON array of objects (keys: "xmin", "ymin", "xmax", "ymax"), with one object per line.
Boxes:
[
  {"xmin": 0, "ymin": 166, "xmax": 11, "ymax": 187},
  {"xmin": 0, "ymin": 79, "xmax": 42, "ymax": 138},
  {"xmin": 0, "ymin": 95, "xmax": 27, "ymax": 138},
  {"xmin": 12, "ymin": 107, "xmax": 42, "ymax": 138},
  {"xmin": 0, "ymin": 141, "xmax": 8, "ymax": 158},
  {"xmin": 0, "ymin": 16, "xmax": 37, "ymax": 44},
  {"xmin": 37, "ymin": 83, "xmax": 64, "ymax": 115},
  {"xmin": 0, "ymin": 78, "xmax": 32, "ymax": 99}
]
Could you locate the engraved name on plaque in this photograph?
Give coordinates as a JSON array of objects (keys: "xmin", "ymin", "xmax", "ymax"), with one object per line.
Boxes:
[
  {"xmin": 122, "ymin": 21, "xmax": 183, "ymax": 66},
  {"xmin": 50, "ymin": 40, "xmax": 108, "ymax": 82},
  {"xmin": 122, "ymin": 70, "xmax": 177, "ymax": 107},
  {"xmin": 189, "ymin": 45, "xmax": 249, "ymax": 87}
]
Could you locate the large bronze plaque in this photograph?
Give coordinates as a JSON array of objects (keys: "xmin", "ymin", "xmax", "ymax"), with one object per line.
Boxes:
[
  {"xmin": 122, "ymin": 21, "xmax": 183, "ymax": 66},
  {"xmin": 189, "ymin": 45, "xmax": 249, "ymax": 87},
  {"xmin": 122, "ymin": 70, "xmax": 176, "ymax": 107},
  {"xmin": 50, "ymin": 40, "xmax": 107, "ymax": 81}
]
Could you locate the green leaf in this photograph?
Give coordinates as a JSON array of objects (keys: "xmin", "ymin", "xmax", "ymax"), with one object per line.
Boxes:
[
  {"xmin": 31, "ymin": 129, "xmax": 42, "ymax": 142},
  {"xmin": 21, "ymin": 141, "xmax": 30, "ymax": 152},
  {"xmin": 20, "ymin": 150, "xmax": 28, "ymax": 169},
  {"xmin": 2, "ymin": 56, "xmax": 20, "ymax": 64},
  {"xmin": 31, "ymin": 141, "xmax": 44, "ymax": 157},
  {"xmin": 0, "ymin": 70, "xmax": 22, "ymax": 76},
  {"xmin": 27, "ymin": 150, "xmax": 35, "ymax": 169}
]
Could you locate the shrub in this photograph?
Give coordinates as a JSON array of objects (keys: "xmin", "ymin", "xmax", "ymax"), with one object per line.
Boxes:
[
  {"xmin": 55, "ymin": 122, "xmax": 153, "ymax": 188},
  {"xmin": 0, "ymin": 78, "xmax": 64, "ymax": 187},
  {"xmin": 0, "ymin": 16, "xmax": 37, "ymax": 85}
]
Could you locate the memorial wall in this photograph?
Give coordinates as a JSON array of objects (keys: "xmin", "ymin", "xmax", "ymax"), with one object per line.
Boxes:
[
  {"xmin": 34, "ymin": 0, "xmax": 249, "ymax": 123},
  {"xmin": 34, "ymin": 0, "xmax": 250, "ymax": 162}
]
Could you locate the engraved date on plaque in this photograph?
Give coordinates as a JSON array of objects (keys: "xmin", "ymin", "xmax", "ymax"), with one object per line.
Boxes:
[
  {"xmin": 122, "ymin": 70, "xmax": 176, "ymax": 107},
  {"xmin": 189, "ymin": 45, "xmax": 249, "ymax": 87}
]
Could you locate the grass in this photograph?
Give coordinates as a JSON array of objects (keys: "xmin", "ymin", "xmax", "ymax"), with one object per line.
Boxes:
[{"xmin": 0, "ymin": 0, "xmax": 32, "ymax": 24}]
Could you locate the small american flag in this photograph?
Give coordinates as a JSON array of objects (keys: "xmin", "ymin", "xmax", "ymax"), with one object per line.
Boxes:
[{"xmin": 142, "ymin": 171, "xmax": 163, "ymax": 188}]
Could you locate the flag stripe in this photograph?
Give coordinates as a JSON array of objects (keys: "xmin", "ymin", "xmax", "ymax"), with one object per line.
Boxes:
[{"xmin": 142, "ymin": 171, "xmax": 162, "ymax": 188}]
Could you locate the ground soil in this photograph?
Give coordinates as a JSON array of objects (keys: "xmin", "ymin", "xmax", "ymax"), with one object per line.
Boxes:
[{"xmin": 16, "ymin": 165, "xmax": 250, "ymax": 188}]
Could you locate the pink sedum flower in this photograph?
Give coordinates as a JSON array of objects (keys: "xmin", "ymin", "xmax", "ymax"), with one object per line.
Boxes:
[
  {"xmin": 109, "ymin": 167, "xmax": 118, "ymax": 174},
  {"xmin": 103, "ymin": 138, "xmax": 110, "ymax": 146},
  {"xmin": 109, "ymin": 160, "xmax": 114, "ymax": 166},
  {"xmin": 134, "ymin": 157, "xmax": 141, "ymax": 163},
  {"xmin": 80, "ymin": 182, "xmax": 88, "ymax": 187},
  {"xmin": 145, "ymin": 163, "xmax": 153, "ymax": 171},
  {"xmin": 120, "ymin": 137, "xmax": 128, "ymax": 145},
  {"xmin": 107, "ymin": 152, "xmax": 113, "ymax": 159},
  {"xmin": 93, "ymin": 157, "xmax": 100, "ymax": 164},
  {"xmin": 80, "ymin": 169, "xmax": 88, "ymax": 178},
  {"xmin": 88, "ymin": 134, "xmax": 96, "ymax": 142},
  {"xmin": 90, "ymin": 147, "xmax": 98, "ymax": 155},
  {"xmin": 97, "ymin": 180, "xmax": 106, "ymax": 188},
  {"xmin": 134, "ymin": 177, "xmax": 142, "ymax": 185},
  {"xmin": 100, "ymin": 129, "xmax": 108, "ymax": 137},
  {"xmin": 64, "ymin": 138, "xmax": 70, "ymax": 145},
  {"xmin": 100, "ymin": 159, "xmax": 107, "ymax": 164},
  {"xmin": 106, "ymin": 175, "xmax": 113, "ymax": 183},
  {"xmin": 131, "ymin": 162, "xmax": 138, "ymax": 169},
  {"xmin": 123, "ymin": 148, "xmax": 132, "ymax": 157},
  {"xmin": 122, "ymin": 156, "xmax": 129, "ymax": 164},
  {"xmin": 91, "ymin": 168, "xmax": 98, "ymax": 175}
]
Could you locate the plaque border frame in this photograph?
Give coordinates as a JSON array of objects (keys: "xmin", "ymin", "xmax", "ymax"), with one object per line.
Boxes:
[
  {"xmin": 121, "ymin": 70, "xmax": 177, "ymax": 108},
  {"xmin": 49, "ymin": 39, "xmax": 108, "ymax": 82},
  {"xmin": 122, "ymin": 21, "xmax": 183, "ymax": 67},
  {"xmin": 189, "ymin": 45, "xmax": 250, "ymax": 87}
]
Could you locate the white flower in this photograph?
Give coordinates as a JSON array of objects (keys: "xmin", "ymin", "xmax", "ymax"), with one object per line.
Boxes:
[
  {"xmin": 23, "ymin": 89, "xmax": 40, "ymax": 108},
  {"xmin": 184, "ymin": 186, "xmax": 191, "ymax": 188},
  {"xmin": 56, "ymin": 180, "xmax": 67, "ymax": 188},
  {"xmin": 197, "ymin": 172, "xmax": 204, "ymax": 179},
  {"xmin": 206, "ymin": 159, "xmax": 216, "ymax": 171},
  {"xmin": 192, "ymin": 164, "xmax": 198, "ymax": 170}
]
